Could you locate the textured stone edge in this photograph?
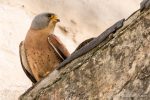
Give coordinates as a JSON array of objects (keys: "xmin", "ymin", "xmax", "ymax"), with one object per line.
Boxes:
[
  {"xmin": 19, "ymin": 70, "xmax": 61, "ymax": 100},
  {"xmin": 57, "ymin": 19, "xmax": 125, "ymax": 70},
  {"xmin": 140, "ymin": 0, "xmax": 150, "ymax": 11}
]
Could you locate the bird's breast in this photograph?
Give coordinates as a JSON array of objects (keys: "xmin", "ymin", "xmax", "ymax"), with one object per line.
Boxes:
[{"xmin": 24, "ymin": 31, "xmax": 62, "ymax": 79}]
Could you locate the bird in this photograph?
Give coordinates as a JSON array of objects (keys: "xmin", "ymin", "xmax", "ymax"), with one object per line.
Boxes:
[
  {"xmin": 19, "ymin": 13, "xmax": 70, "ymax": 84},
  {"xmin": 75, "ymin": 38, "xmax": 95, "ymax": 51}
]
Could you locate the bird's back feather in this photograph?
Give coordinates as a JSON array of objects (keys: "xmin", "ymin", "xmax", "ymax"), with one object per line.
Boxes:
[{"xmin": 19, "ymin": 41, "xmax": 37, "ymax": 83}]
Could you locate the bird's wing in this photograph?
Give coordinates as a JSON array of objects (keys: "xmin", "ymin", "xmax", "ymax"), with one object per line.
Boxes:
[
  {"xmin": 75, "ymin": 38, "xmax": 95, "ymax": 51},
  {"xmin": 19, "ymin": 41, "xmax": 37, "ymax": 83},
  {"xmin": 48, "ymin": 34, "xmax": 70, "ymax": 61}
]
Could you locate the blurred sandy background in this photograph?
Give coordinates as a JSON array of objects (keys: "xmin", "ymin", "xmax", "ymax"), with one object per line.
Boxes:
[{"xmin": 0, "ymin": 0, "xmax": 142, "ymax": 99}]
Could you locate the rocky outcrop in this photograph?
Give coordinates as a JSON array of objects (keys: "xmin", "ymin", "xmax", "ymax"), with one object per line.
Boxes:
[{"xmin": 20, "ymin": 1, "xmax": 150, "ymax": 100}]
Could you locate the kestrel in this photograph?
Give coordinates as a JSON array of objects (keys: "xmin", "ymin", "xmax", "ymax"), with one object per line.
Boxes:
[{"xmin": 19, "ymin": 13, "xmax": 70, "ymax": 83}]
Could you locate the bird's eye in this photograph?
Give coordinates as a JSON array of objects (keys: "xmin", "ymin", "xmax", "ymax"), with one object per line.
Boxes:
[
  {"xmin": 46, "ymin": 14, "xmax": 52, "ymax": 18},
  {"xmin": 47, "ymin": 13, "xmax": 55, "ymax": 19},
  {"xmin": 47, "ymin": 14, "xmax": 52, "ymax": 18},
  {"xmin": 50, "ymin": 15, "xmax": 54, "ymax": 19}
]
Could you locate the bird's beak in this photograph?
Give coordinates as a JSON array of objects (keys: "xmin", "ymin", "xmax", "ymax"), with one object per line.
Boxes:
[{"xmin": 51, "ymin": 15, "xmax": 60, "ymax": 23}]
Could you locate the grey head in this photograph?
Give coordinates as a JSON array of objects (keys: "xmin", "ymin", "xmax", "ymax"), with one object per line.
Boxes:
[{"xmin": 30, "ymin": 13, "xmax": 59, "ymax": 30}]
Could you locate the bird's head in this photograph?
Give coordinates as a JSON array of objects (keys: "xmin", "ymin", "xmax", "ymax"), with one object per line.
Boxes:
[{"xmin": 30, "ymin": 13, "xmax": 60, "ymax": 33}]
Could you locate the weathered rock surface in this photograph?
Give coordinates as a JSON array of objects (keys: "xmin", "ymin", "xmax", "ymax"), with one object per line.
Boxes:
[
  {"xmin": 0, "ymin": 0, "xmax": 143, "ymax": 99},
  {"xmin": 20, "ymin": 2, "xmax": 150, "ymax": 100}
]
